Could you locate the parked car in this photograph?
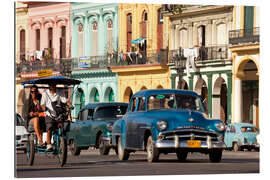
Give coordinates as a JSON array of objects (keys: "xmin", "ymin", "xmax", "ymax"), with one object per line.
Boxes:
[
  {"xmin": 111, "ymin": 89, "xmax": 226, "ymax": 163},
  {"xmin": 16, "ymin": 113, "xmax": 29, "ymax": 153},
  {"xmin": 224, "ymin": 123, "xmax": 259, "ymax": 151},
  {"xmin": 68, "ymin": 102, "xmax": 128, "ymax": 156}
]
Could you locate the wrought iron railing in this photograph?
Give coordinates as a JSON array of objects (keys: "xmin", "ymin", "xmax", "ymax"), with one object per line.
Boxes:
[
  {"xmin": 16, "ymin": 59, "xmax": 72, "ymax": 77},
  {"xmin": 169, "ymin": 45, "xmax": 228, "ymax": 67},
  {"xmin": 72, "ymin": 50, "xmax": 168, "ymax": 70},
  {"xmin": 229, "ymin": 27, "xmax": 260, "ymax": 45}
]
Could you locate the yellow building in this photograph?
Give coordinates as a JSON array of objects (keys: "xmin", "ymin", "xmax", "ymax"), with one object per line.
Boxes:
[
  {"xmin": 229, "ymin": 6, "xmax": 260, "ymax": 127},
  {"xmin": 114, "ymin": 3, "xmax": 171, "ymax": 102},
  {"xmin": 16, "ymin": 2, "xmax": 29, "ymax": 116}
]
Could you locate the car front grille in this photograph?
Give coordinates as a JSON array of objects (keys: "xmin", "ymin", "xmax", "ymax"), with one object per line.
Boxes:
[{"xmin": 160, "ymin": 129, "xmax": 219, "ymax": 141}]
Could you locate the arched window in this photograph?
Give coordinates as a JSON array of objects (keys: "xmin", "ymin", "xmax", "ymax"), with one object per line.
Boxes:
[
  {"xmin": 179, "ymin": 28, "xmax": 188, "ymax": 48},
  {"xmin": 19, "ymin": 29, "xmax": 25, "ymax": 61},
  {"xmin": 157, "ymin": 8, "xmax": 163, "ymax": 51},
  {"xmin": 94, "ymin": 90, "xmax": 100, "ymax": 102},
  {"xmin": 106, "ymin": 19, "xmax": 113, "ymax": 53},
  {"xmin": 109, "ymin": 88, "xmax": 115, "ymax": 102},
  {"xmin": 92, "ymin": 21, "xmax": 98, "ymax": 56},
  {"xmin": 60, "ymin": 26, "xmax": 66, "ymax": 58},
  {"xmin": 197, "ymin": 25, "xmax": 205, "ymax": 46},
  {"xmin": 141, "ymin": 10, "xmax": 147, "ymax": 38},
  {"xmin": 36, "ymin": 29, "xmax": 40, "ymax": 50},
  {"xmin": 127, "ymin": 13, "xmax": 132, "ymax": 52},
  {"xmin": 78, "ymin": 23, "xmax": 84, "ymax": 57},
  {"xmin": 48, "ymin": 27, "xmax": 53, "ymax": 49}
]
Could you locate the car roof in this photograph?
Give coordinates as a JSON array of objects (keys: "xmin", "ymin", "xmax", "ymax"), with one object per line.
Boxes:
[
  {"xmin": 81, "ymin": 102, "xmax": 129, "ymax": 111},
  {"xmin": 133, "ymin": 89, "xmax": 199, "ymax": 97},
  {"xmin": 230, "ymin": 123, "xmax": 257, "ymax": 128}
]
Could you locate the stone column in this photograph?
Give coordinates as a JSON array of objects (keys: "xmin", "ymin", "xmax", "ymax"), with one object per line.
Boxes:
[
  {"xmin": 227, "ymin": 72, "xmax": 232, "ymax": 124},
  {"xmin": 234, "ymin": 78, "xmax": 243, "ymax": 123},
  {"xmin": 207, "ymin": 73, "xmax": 213, "ymax": 118}
]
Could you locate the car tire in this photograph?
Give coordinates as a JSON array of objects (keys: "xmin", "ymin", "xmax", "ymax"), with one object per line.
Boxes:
[
  {"xmin": 58, "ymin": 137, "xmax": 67, "ymax": 167},
  {"xmin": 98, "ymin": 134, "xmax": 110, "ymax": 156},
  {"xmin": 146, "ymin": 136, "xmax": 159, "ymax": 163},
  {"xmin": 209, "ymin": 149, "xmax": 222, "ymax": 163},
  {"xmin": 233, "ymin": 142, "xmax": 239, "ymax": 152},
  {"xmin": 69, "ymin": 140, "xmax": 81, "ymax": 156},
  {"xmin": 26, "ymin": 134, "xmax": 35, "ymax": 166},
  {"xmin": 176, "ymin": 150, "xmax": 188, "ymax": 162},
  {"xmin": 118, "ymin": 137, "xmax": 129, "ymax": 161}
]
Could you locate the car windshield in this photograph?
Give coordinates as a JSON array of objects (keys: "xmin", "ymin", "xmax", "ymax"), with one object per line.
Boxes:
[
  {"xmin": 241, "ymin": 126, "xmax": 259, "ymax": 133},
  {"xmin": 94, "ymin": 105, "xmax": 127, "ymax": 120},
  {"xmin": 147, "ymin": 93, "xmax": 205, "ymax": 112},
  {"xmin": 16, "ymin": 114, "xmax": 25, "ymax": 126}
]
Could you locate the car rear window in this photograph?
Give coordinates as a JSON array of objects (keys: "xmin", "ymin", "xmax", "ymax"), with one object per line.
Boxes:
[{"xmin": 94, "ymin": 105, "xmax": 128, "ymax": 120}]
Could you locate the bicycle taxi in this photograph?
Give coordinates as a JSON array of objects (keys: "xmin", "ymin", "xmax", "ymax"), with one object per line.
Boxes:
[{"xmin": 21, "ymin": 75, "xmax": 81, "ymax": 167}]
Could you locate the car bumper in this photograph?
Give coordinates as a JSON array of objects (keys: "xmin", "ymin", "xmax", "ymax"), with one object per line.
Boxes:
[
  {"xmin": 241, "ymin": 143, "xmax": 259, "ymax": 149},
  {"xmin": 16, "ymin": 141, "xmax": 27, "ymax": 150},
  {"xmin": 155, "ymin": 139, "xmax": 226, "ymax": 149}
]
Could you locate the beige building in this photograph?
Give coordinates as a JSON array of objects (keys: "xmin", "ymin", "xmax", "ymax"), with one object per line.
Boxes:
[{"xmin": 229, "ymin": 6, "xmax": 260, "ymax": 127}]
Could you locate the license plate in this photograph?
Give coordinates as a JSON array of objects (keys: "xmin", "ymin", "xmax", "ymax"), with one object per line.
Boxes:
[{"xmin": 188, "ymin": 140, "xmax": 201, "ymax": 148}]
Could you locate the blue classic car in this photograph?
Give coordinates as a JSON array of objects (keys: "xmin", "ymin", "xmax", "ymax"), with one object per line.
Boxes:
[
  {"xmin": 224, "ymin": 123, "xmax": 259, "ymax": 151},
  {"xmin": 111, "ymin": 89, "xmax": 226, "ymax": 163},
  {"xmin": 68, "ymin": 102, "xmax": 128, "ymax": 156}
]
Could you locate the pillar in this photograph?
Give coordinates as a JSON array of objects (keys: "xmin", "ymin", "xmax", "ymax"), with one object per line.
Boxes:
[
  {"xmin": 234, "ymin": 78, "xmax": 243, "ymax": 123},
  {"xmin": 207, "ymin": 73, "xmax": 213, "ymax": 118},
  {"xmin": 227, "ymin": 72, "xmax": 232, "ymax": 124}
]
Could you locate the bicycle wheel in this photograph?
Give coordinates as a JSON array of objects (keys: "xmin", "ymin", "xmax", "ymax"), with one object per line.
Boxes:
[
  {"xmin": 57, "ymin": 136, "xmax": 67, "ymax": 167},
  {"xmin": 26, "ymin": 134, "xmax": 35, "ymax": 166}
]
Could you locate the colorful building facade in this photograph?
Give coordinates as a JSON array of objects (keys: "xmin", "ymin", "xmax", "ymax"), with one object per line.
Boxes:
[
  {"xmin": 229, "ymin": 6, "xmax": 260, "ymax": 127},
  {"xmin": 70, "ymin": 3, "xmax": 119, "ymax": 116},
  {"xmin": 164, "ymin": 5, "xmax": 234, "ymax": 124}
]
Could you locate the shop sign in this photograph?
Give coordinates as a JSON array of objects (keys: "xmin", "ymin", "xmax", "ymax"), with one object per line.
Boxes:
[
  {"xmin": 78, "ymin": 56, "xmax": 91, "ymax": 68},
  {"xmin": 37, "ymin": 69, "xmax": 52, "ymax": 77}
]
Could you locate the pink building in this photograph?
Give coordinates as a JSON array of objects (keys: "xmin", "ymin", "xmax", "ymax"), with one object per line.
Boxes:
[{"xmin": 26, "ymin": 2, "xmax": 71, "ymax": 60}]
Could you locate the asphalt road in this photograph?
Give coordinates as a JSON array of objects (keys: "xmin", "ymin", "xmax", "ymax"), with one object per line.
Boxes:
[{"xmin": 15, "ymin": 149, "xmax": 259, "ymax": 178}]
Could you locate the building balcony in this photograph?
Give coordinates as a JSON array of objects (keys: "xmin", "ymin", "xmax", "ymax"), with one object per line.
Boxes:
[
  {"xmin": 72, "ymin": 50, "xmax": 168, "ymax": 70},
  {"xmin": 16, "ymin": 58, "xmax": 72, "ymax": 78},
  {"xmin": 168, "ymin": 45, "xmax": 230, "ymax": 69},
  {"xmin": 229, "ymin": 27, "xmax": 260, "ymax": 45}
]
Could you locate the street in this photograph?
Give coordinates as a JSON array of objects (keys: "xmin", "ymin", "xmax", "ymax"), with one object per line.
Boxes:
[{"xmin": 15, "ymin": 149, "xmax": 259, "ymax": 178}]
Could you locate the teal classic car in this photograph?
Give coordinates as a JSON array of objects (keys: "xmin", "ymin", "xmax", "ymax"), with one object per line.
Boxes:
[
  {"xmin": 224, "ymin": 123, "xmax": 259, "ymax": 152},
  {"xmin": 68, "ymin": 102, "xmax": 128, "ymax": 156},
  {"xmin": 111, "ymin": 89, "xmax": 226, "ymax": 163}
]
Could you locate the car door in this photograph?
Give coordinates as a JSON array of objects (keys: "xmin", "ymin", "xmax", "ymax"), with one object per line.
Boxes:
[
  {"xmin": 125, "ymin": 97, "xmax": 139, "ymax": 149},
  {"xmin": 79, "ymin": 108, "xmax": 95, "ymax": 146}
]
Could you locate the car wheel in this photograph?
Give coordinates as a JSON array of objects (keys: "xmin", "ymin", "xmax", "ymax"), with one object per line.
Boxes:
[
  {"xmin": 146, "ymin": 136, "xmax": 159, "ymax": 163},
  {"xmin": 176, "ymin": 150, "xmax": 188, "ymax": 162},
  {"xmin": 98, "ymin": 134, "xmax": 110, "ymax": 156},
  {"xmin": 117, "ymin": 137, "xmax": 129, "ymax": 160},
  {"xmin": 209, "ymin": 149, "xmax": 222, "ymax": 163},
  {"xmin": 26, "ymin": 134, "xmax": 35, "ymax": 166},
  {"xmin": 69, "ymin": 140, "xmax": 81, "ymax": 156},
  {"xmin": 233, "ymin": 142, "xmax": 239, "ymax": 152},
  {"xmin": 58, "ymin": 137, "xmax": 67, "ymax": 167}
]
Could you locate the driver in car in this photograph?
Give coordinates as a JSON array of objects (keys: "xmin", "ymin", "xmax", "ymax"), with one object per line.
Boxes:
[{"xmin": 40, "ymin": 83, "xmax": 71, "ymax": 151}]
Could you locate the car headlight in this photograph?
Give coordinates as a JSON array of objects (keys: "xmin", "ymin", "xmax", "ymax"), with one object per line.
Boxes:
[
  {"xmin": 216, "ymin": 122, "xmax": 225, "ymax": 131},
  {"xmin": 157, "ymin": 120, "xmax": 167, "ymax": 131},
  {"xmin": 107, "ymin": 123, "xmax": 113, "ymax": 132}
]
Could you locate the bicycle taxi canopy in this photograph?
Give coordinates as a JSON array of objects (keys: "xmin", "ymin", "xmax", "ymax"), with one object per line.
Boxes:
[{"xmin": 21, "ymin": 75, "xmax": 81, "ymax": 86}]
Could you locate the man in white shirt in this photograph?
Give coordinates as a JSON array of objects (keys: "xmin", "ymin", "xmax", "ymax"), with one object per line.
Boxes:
[{"xmin": 40, "ymin": 83, "xmax": 70, "ymax": 151}]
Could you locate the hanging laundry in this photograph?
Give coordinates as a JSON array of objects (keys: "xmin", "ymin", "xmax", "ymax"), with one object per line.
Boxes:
[{"xmin": 183, "ymin": 47, "xmax": 198, "ymax": 77}]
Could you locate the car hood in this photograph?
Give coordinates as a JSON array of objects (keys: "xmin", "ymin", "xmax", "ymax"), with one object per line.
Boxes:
[{"xmin": 146, "ymin": 109, "xmax": 222, "ymax": 133}]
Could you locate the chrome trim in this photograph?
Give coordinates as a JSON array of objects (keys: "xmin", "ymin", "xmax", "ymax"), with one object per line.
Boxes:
[
  {"xmin": 159, "ymin": 128, "xmax": 222, "ymax": 136},
  {"xmin": 155, "ymin": 135, "xmax": 226, "ymax": 149}
]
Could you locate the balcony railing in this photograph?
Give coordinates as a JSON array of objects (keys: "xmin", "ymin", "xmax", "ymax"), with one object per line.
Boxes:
[
  {"xmin": 16, "ymin": 59, "xmax": 72, "ymax": 77},
  {"xmin": 229, "ymin": 27, "xmax": 260, "ymax": 45},
  {"xmin": 169, "ymin": 45, "xmax": 228, "ymax": 67},
  {"xmin": 72, "ymin": 50, "xmax": 168, "ymax": 70}
]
